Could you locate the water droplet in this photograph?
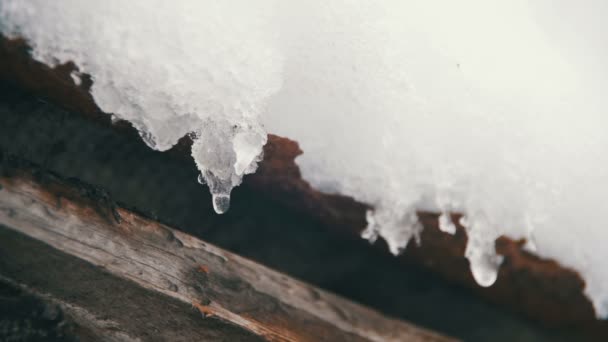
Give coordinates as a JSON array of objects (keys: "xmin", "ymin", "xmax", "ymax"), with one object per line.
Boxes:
[
  {"xmin": 197, "ymin": 174, "xmax": 206, "ymax": 184},
  {"xmin": 471, "ymin": 263, "xmax": 496, "ymax": 287},
  {"xmin": 212, "ymin": 194, "xmax": 230, "ymax": 214},
  {"xmin": 523, "ymin": 238, "xmax": 538, "ymax": 253},
  {"xmin": 468, "ymin": 252, "xmax": 503, "ymax": 287}
]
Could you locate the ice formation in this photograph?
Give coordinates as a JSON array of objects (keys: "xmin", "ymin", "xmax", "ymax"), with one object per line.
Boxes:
[
  {"xmin": 0, "ymin": 0, "xmax": 283, "ymax": 213},
  {"xmin": 2, "ymin": 0, "xmax": 608, "ymax": 317}
]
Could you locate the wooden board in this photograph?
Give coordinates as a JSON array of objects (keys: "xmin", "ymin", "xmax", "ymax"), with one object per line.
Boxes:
[{"xmin": 0, "ymin": 154, "xmax": 452, "ymax": 342}]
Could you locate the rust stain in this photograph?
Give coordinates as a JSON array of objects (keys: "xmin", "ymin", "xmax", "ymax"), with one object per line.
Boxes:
[
  {"xmin": 192, "ymin": 301, "xmax": 216, "ymax": 318},
  {"xmin": 197, "ymin": 265, "xmax": 210, "ymax": 274}
]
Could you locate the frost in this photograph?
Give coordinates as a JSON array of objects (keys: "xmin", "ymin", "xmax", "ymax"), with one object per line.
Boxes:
[{"xmin": 3, "ymin": 0, "xmax": 608, "ymax": 317}]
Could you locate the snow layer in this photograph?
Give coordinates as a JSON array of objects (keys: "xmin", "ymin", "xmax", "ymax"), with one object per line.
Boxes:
[
  {"xmin": 0, "ymin": 0, "xmax": 283, "ymax": 213},
  {"xmin": 2, "ymin": 0, "xmax": 608, "ymax": 317}
]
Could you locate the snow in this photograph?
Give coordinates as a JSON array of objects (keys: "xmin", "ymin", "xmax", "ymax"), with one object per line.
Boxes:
[
  {"xmin": 0, "ymin": 0, "xmax": 283, "ymax": 212},
  {"xmin": 2, "ymin": 0, "xmax": 608, "ymax": 317}
]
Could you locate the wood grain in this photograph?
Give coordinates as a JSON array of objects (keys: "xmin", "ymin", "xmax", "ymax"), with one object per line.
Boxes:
[{"xmin": 0, "ymin": 156, "xmax": 452, "ymax": 342}]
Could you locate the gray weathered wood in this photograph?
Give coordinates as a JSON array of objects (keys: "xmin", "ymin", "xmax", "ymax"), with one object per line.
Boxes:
[{"xmin": 0, "ymin": 159, "xmax": 453, "ymax": 342}]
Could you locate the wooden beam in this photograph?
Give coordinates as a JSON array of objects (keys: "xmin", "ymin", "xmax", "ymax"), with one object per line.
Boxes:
[{"xmin": 0, "ymin": 155, "xmax": 452, "ymax": 342}]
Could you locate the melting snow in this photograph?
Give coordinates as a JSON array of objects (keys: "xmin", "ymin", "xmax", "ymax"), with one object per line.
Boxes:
[{"xmin": 2, "ymin": 0, "xmax": 608, "ymax": 317}]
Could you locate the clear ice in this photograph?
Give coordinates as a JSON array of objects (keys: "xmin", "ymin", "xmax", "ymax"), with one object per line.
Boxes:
[
  {"xmin": 0, "ymin": 0, "xmax": 282, "ymax": 214},
  {"xmin": 3, "ymin": 0, "xmax": 608, "ymax": 317}
]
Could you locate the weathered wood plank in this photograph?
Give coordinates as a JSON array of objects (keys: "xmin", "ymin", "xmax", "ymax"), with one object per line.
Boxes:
[
  {"xmin": 0, "ymin": 155, "xmax": 452, "ymax": 342},
  {"xmin": 0, "ymin": 246, "xmax": 263, "ymax": 342}
]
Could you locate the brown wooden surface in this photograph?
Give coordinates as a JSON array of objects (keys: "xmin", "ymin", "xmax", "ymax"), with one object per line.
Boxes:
[
  {"xmin": 0, "ymin": 234, "xmax": 266, "ymax": 342},
  {"xmin": 0, "ymin": 154, "xmax": 451, "ymax": 342}
]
